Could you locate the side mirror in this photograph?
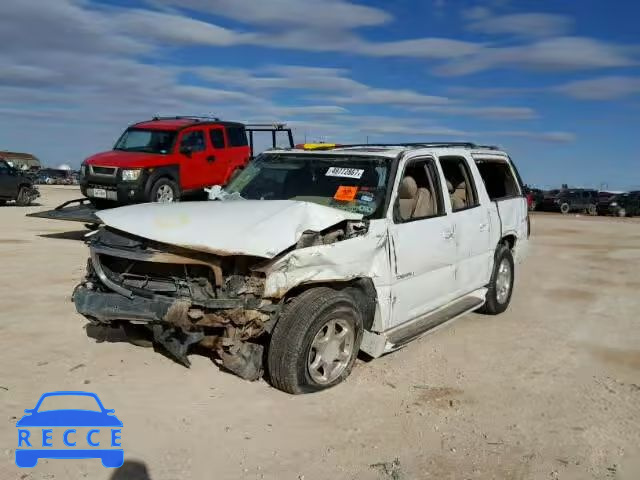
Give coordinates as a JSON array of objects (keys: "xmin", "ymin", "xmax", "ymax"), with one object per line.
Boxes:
[
  {"xmin": 105, "ymin": 409, "xmax": 115, "ymax": 415},
  {"xmin": 179, "ymin": 145, "xmax": 192, "ymax": 156},
  {"xmin": 24, "ymin": 409, "xmax": 33, "ymax": 414}
]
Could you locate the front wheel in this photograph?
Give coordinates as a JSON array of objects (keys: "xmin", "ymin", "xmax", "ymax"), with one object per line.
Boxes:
[
  {"xmin": 267, "ymin": 287, "xmax": 363, "ymax": 394},
  {"xmin": 149, "ymin": 178, "xmax": 179, "ymax": 203},
  {"xmin": 560, "ymin": 203, "xmax": 570, "ymax": 214},
  {"xmin": 587, "ymin": 204, "xmax": 597, "ymax": 216},
  {"xmin": 479, "ymin": 244, "xmax": 515, "ymax": 315},
  {"xmin": 15, "ymin": 187, "xmax": 33, "ymax": 206},
  {"xmin": 618, "ymin": 208, "xmax": 627, "ymax": 218}
]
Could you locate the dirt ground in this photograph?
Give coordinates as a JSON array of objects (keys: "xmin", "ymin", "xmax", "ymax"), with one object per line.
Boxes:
[{"xmin": 1, "ymin": 186, "xmax": 640, "ymax": 480}]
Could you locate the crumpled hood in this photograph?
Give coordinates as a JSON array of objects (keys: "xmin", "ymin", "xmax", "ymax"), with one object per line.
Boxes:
[{"xmin": 97, "ymin": 200, "xmax": 363, "ymax": 258}]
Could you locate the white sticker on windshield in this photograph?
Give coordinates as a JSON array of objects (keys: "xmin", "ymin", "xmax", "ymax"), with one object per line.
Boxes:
[{"xmin": 325, "ymin": 167, "xmax": 364, "ymax": 179}]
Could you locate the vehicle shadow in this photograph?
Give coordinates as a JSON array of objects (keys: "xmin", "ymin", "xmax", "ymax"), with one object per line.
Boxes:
[
  {"xmin": 85, "ymin": 323, "xmax": 262, "ymax": 380},
  {"xmin": 1, "ymin": 202, "xmax": 43, "ymax": 207},
  {"xmin": 38, "ymin": 230, "xmax": 90, "ymax": 241},
  {"xmin": 109, "ymin": 459, "xmax": 152, "ymax": 480}
]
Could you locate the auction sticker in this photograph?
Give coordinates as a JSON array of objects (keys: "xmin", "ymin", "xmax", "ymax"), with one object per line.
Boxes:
[
  {"xmin": 334, "ymin": 186, "xmax": 359, "ymax": 201},
  {"xmin": 326, "ymin": 167, "xmax": 364, "ymax": 179}
]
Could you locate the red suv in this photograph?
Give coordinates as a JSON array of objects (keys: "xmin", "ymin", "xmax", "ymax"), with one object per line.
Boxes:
[{"xmin": 80, "ymin": 117, "xmax": 289, "ymax": 206}]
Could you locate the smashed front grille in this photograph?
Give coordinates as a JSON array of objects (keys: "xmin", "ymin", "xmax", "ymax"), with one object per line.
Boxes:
[{"xmin": 87, "ymin": 227, "xmax": 265, "ymax": 303}]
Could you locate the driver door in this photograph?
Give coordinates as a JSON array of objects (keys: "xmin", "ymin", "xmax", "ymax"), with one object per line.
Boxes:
[{"xmin": 177, "ymin": 128, "xmax": 209, "ymax": 190}]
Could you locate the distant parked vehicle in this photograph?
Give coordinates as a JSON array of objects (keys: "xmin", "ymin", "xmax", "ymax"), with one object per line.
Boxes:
[
  {"xmin": 607, "ymin": 191, "xmax": 640, "ymax": 217},
  {"xmin": 539, "ymin": 188, "xmax": 598, "ymax": 215},
  {"xmin": 523, "ymin": 186, "xmax": 544, "ymax": 211},
  {"xmin": 597, "ymin": 191, "xmax": 625, "ymax": 215},
  {"xmin": 0, "ymin": 159, "xmax": 39, "ymax": 206}
]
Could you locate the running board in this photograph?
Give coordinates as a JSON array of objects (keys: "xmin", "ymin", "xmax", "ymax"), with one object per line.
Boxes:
[{"xmin": 386, "ymin": 295, "xmax": 484, "ymax": 348}]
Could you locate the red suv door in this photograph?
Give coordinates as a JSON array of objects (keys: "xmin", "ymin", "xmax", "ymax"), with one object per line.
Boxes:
[
  {"xmin": 177, "ymin": 128, "xmax": 209, "ymax": 190},
  {"xmin": 207, "ymin": 126, "xmax": 231, "ymax": 186},
  {"xmin": 223, "ymin": 126, "xmax": 251, "ymax": 183}
]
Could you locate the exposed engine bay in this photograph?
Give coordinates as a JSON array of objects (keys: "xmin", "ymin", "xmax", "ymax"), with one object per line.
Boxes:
[{"xmin": 73, "ymin": 219, "xmax": 368, "ymax": 380}]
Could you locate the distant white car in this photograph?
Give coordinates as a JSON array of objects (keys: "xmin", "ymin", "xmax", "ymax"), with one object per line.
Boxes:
[{"xmin": 73, "ymin": 142, "xmax": 529, "ymax": 394}]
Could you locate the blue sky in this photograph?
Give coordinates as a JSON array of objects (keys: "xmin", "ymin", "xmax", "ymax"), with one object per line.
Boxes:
[{"xmin": 1, "ymin": 0, "xmax": 639, "ymax": 189}]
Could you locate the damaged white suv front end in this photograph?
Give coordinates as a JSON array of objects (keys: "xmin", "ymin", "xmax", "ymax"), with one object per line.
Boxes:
[{"xmin": 74, "ymin": 145, "xmax": 529, "ymax": 394}]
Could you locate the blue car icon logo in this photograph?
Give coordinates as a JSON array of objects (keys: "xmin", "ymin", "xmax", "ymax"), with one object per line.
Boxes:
[{"xmin": 16, "ymin": 391, "xmax": 123, "ymax": 468}]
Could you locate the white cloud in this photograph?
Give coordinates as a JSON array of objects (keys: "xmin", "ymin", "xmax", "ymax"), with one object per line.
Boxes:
[
  {"xmin": 152, "ymin": 0, "xmax": 391, "ymax": 29},
  {"xmin": 465, "ymin": 12, "xmax": 572, "ymax": 37},
  {"xmin": 554, "ymin": 76, "xmax": 640, "ymax": 100},
  {"xmin": 356, "ymin": 38, "xmax": 483, "ymax": 58},
  {"xmin": 436, "ymin": 37, "xmax": 637, "ymax": 76},
  {"xmin": 111, "ymin": 9, "xmax": 252, "ymax": 46},
  {"xmin": 413, "ymin": 105, "xmax": 537, "ymax": 120}
]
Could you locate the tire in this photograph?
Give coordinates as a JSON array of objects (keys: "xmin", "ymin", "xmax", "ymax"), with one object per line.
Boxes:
[
  {"xmin": 267, "ymin": 287, "xmax": 363, "ymax": 394},
  {"xmin": 559, "ymin": 203, "xmax": 570, "ymax": 214},
  {"xmin": 15, "ymin": 186, "xmax": 32, "ymax": 206},
  {"xmin": 618, "ymin": 208, "xmax": 626, "ymax": 218},
  {"xmin": 0, "ymin": 200, "xmax": 6, "ymax": 206},
  {"xmin": 587, "ymin": 204, "xmax": 597, "ymax": 216},
  {"xmin": 149, "ymin": 177, "xmax": 179, "ymax": 203},
  {"xmin": 479, "ymin": 244, "xmax": 515, "ymax": 315}
]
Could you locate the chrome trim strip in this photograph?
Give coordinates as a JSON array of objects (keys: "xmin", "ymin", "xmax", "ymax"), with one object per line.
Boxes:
[{"xmin": 90, "ymin": 249, "xmax": 133, "ymax": 298}]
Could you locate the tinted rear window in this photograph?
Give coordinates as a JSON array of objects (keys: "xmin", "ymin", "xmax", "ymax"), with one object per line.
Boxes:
[{"xmin": 227, "ymin": 127, "xmax": 248, "ymax": 147}]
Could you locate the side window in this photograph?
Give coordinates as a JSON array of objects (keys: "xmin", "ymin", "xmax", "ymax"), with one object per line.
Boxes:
[
  {"xmin": 0, "ymin": 161, "xmax": 8, "ymax": 174},
  {"xmin": 227, "ymin": 127, "xmax": 248, "ymax": 147},
  {"xmin": 394, "ymin": 158, "xmax": 444, "ymax": 223},
  {"xmin": 180, "ymin": 130, "xmax": 206, "ymax": 152},
  {"xmin": 209, "ymin": 129, "xmax": 225, "ymax": 149},
  {"xmin": 439, "ymin": 156, "xmax": 480, "ymax": 212}
]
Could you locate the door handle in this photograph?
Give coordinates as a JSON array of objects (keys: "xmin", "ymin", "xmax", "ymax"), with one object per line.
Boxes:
[
  {"xmin": 442, "ymin": 230, "xmax": 455, "ymax": 240},
  {"xmin": 479, "ymin": 223, "xmax": 489, "ymax": 231},
  {"xmin": 206, "ymin": 155, "xmax": 216, "ymax": 163}
]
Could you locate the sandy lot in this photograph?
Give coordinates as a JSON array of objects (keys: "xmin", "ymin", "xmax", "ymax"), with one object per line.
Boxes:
[{"xmin": 1, "ymin": 186, "xmax": 640, "ymax": 480}]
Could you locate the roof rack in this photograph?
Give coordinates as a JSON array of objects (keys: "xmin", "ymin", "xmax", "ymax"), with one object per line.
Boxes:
[
  {"xmin": 150, "ymin": 115, "xmax": 220, "ymax": 122},
  {"xmin": 332, "ymin": 142, "xmax": 500, "ymax": 150}
]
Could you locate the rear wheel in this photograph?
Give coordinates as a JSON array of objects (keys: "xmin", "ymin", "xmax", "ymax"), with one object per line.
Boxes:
[
  {"xmin": 587, "ymin": 204, "xmax": 597, "ymax": 216},
  {"xmin": 618, "ymin": 208, "xmax": 627, "ymax": 218},
  {"xmin": 267, "ymin": 287, "xmax": 363, "ymax": 394},
  {"xmin": 479, "ymin": 244, "xmax": 514, "ymax": 315},
  {"xmin": 0, "ymin": 199, "xmax": 6, "ymax": 206},
  {"xmin": 15, "ymin": 186, "xmax": 32, "ymax": 206},
  {"xmin": 560, "ymin": 202, "xmax": 570, "ymax": 214},
  {"xmin": 150, "ymin": 178, "xmax": 179, "ymax": 203}
]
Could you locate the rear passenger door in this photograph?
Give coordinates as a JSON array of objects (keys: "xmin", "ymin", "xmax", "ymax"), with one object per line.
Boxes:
[
  {"xmin": 439, "ymin": 155, "xmax": 493, "ymax": 295},
  {"xmin": 473, "ymin": 154, "xmax": 529, "ymax": 263},
  {"xmin": 224, "ymin": 126, "xmax": 250, "ymax": 182},
  {"xmin": 207, "ymin": 127, "xmax": 229, "ymax": 186},
  {"xmin": 388, "ymin": 156, "xmax": 457, "ymax": 327}
]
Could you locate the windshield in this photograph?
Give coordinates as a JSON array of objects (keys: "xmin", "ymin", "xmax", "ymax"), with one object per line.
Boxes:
[
  {"xmin": 114, "ymin": 128, "xmax": 176, "ymax": 154},
  {"xmin": 225, "ymin": 153, "xmax": 390, "ymax": 218}
]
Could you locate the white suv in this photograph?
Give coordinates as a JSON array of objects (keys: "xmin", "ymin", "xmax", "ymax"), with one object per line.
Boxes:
[{"xmin": 73, "ymin": 142, "xmax": 529, "ymax": 394}]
